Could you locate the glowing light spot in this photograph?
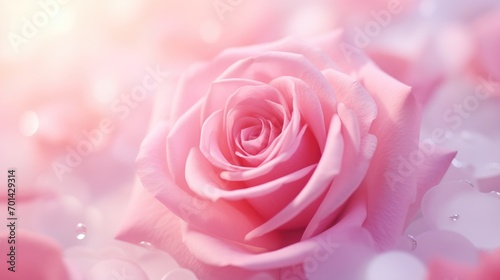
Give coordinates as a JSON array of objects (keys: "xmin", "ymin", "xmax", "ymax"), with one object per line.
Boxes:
[
  {"xmin": 110, "ymin": 0, "xmax": 141, "ymax": 23},
  {"xmin": 287, "ymin": 4, "xmax": 333, "ymax": 37},
  {"xmin": 50, "ymin": 10, "xmax": 75, "ymax": 34},
  {"xmin": 200, "ymin": 19, "xmax": 222, "ymax": 44},
  {"xmin": 19, "ymin": 110, "xmax": 39, "ymax": 136},
  {"xmin": 92, "ymin": 78, "xmax": 118, "ymax": 104}
]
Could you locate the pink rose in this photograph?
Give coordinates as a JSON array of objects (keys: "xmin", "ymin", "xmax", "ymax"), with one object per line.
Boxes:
[{"xmin": 120, "ymin": 31, "xmax": 454, "ymax": 279}]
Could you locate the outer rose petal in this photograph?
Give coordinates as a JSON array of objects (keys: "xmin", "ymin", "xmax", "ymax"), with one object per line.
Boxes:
[
  {"xmin": 116, "ymin": 184, "xmax": 278, "ymax": 280},
  {"xmin": 170, "ymin": 37, "xmax": 338, "ymax": 123},
  {"xmin": 359, "ymin": 61, "xmax": 421, "ymax": 248},
  {"xmin": 312, "ymin": 31, "xmax": 454, "ymax": 248},
  {"xmin": 0, "ymin": 230, "xmax": 70, "ymax": 280},
  {"xmin": 182, "ymin": 189, "xmax": 368, "ymax": 271},
  {"xmin": 367, "ymin": 50, "xmax": 444, "ymax": 106},
  {"xmin": 407, "ymin": 148, "xmax": 457, "ymax": 223}
]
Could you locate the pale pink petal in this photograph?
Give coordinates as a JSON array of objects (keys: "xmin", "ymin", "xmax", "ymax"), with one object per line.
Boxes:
[
  {"xmin": 201, "ymin": 79, "xmax": 268, "ymax": 120},
  {"xmin": 322, "ymin": 69, "xmax": 378, "ymax": 136},
  {"xmin": 406, "ymin": 149, "xmax": 457, "ymax": 223},
  {"xmin": 166, "ymin": 100, "xmax": 204, "ymax": 187},
  {"xmin": 303, "ymin": 132, "xmax": 377, "ymax": 239},
  {"xmin": 219, "ymin": 126, "xmax": 309, "ymax": 181},
  {"xmin": 185, "ymin": 147, "xmax": 317, "ymax": 201},
  {"xmin": 245, "ymin": 115, "xmax": 343, "ymax": 240},
  {"xmin": 367, "ymin": 50, "xmax": 444, "ymax": 106},
  {"xmin": 115, "ymin": 186, "xmax": 277, "ymax": 280},
  {"xmin": 183, "ymin": 193, "xmax": 367, "ymax": 270},
  {"xmin": 137, "ymin": 121, "xmax": 280, "ymax": 248},
  {"xmin": 218, "ymin": 51, "xmax": 337, "ymax": 124},
  {"xmin": 170, "ymin": 36, "xmax": 338, "ymax": 123},
  {"xmin": 270, "ymin": 77, "xmax": 329, "ymax": 151},
  {"xmin": 0, "ymin": 230, "xmax": 69, "ymax": 280},
  {"xmin": 357, "ymin": 60, "xmax": 424, "ymax": 249}
]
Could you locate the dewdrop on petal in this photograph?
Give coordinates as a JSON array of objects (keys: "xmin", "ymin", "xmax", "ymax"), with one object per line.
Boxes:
[
  {"xmin": 448, "ymin": 214, "xmax": 460, "ymax": 222},
  {"xmin": 138, "ymin": 241, "xmax": 154, "ymax": 250},
  {"xmin": 407, "ymin": 235, "xmax": 417, "ymax": 251},
  {"xmin": 490, "ymin": 191, "xmax": 500, "ymax": 198},
  {"xmin": 75, "ymin": 223, "xmax": 87, "ymax": 240}
]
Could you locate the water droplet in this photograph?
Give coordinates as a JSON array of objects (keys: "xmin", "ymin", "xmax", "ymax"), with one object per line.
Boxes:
[
  {"xmin": 449, "ymin": 214, "xmax": 460, "ymax": 222},
  {"xmin": 407, "ymin": 235, "xmax": 417, "ymax": 251},
  {"xmin": 199, "ymin": 19, "xmax": 221, "ymax": 44},
  {"xmin": 452, "ymin": 159, "xmax": 467, "ymax": 168},
  {"xmin": 76, "ymin": 223, "xmax": 87, "ymax": 240},
  {"xmin": 139, "ymin": 241, "xmax": 154, "ymax": 250},
  {"xmin": 490, "ymin": 191, "xmax": 500, "ymax": 198},
  {"xmin": 460, "ymin": 179, "xmax": 474, "ymax": 188}
]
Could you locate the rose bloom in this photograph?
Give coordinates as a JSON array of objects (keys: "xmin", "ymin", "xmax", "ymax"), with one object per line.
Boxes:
[{"xmin": 119, "ymin": 31, "xmax": 454, "ymax": 279}]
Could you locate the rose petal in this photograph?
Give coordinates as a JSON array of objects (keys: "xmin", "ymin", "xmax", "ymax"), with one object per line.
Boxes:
[
  {"xmin": 245, "ymin": 115, "xmax": 344, "ymax": 240},
  {"xmin": 115, "ymin": 186, "xmax": 278, "ymax": 280},
  {"xmin": 183, "ymin": 193, "xmax": 367, "ymax": 270},
  {"xmin": 201, "ymin": 78, "xmax": 269, "ymax": 120},
  {"xmin": 185, "ymin": 147, "xmax": 317, "ymax": 201},
  {"xmin": 0, "ymin": 230, "xmax": 70, "ymax": 280},
  {"xmin": 137, "ymin": 122, "xmax": 281, "ymax": 248},
  {"xmin": 322, "ymin": 69, "xmax": 377, "ymax": 136},
  {"xmin": 270, "ymin": 77, "xmax": 328, "ymax": 151},
  {"xmin": 218, "ymin": 51, "xmax": 337, "ymax": 127}
]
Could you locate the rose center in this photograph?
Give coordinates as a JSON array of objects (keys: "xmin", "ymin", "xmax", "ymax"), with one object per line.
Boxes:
[{"xmin": 238, "ymin": 119, "xmax": 274, "ymax": 155}]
